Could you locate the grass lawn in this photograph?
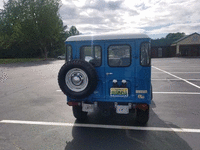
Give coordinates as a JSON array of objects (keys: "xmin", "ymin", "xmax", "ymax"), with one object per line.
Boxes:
[{"xmin": 0, "ymin": 58, "xmax": 48, "ymax": 64}]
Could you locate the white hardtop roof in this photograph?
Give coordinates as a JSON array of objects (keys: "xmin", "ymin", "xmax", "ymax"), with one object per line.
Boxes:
[{"xmin": 66, "ymin": 33, "xmax": 150, "ymax": 42}]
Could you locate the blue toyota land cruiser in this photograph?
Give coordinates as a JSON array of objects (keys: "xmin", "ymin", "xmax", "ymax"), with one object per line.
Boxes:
[{"xmin": 58, "ymin": 33, "xmax": 152, "ymax": 124}]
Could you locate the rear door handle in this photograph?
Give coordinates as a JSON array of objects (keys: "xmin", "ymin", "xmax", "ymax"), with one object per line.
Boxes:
[{"xmin": 106, "ymin": 73, "xmax": 113, "ymax": 76}]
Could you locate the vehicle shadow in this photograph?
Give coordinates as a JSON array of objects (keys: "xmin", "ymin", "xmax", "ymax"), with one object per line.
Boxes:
[{"xmin": 65, "ymin": 100, "xmax": 192, "ymax": 150}]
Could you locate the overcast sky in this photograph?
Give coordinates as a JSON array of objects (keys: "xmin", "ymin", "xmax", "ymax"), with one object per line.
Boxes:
[{"xmin": 1, "ymin": 0, "xmax": 200, "ymax": 39}]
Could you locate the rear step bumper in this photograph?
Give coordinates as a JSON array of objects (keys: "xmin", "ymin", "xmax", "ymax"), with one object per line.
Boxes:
[{"xmin": 67, "ymin": 101, "xmax": 149, "ymax": 111}]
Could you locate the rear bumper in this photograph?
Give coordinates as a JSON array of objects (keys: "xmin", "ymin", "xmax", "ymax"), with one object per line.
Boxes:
[
  {"xmin": 67, "ymin": 98, "xmax": 151, "ymax": 105},
  {"xmin": 67, "ymin": 101, "xmax": 149, "ymax": 111}
]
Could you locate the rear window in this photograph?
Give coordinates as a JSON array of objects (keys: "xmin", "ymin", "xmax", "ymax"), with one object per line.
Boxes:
[
  {"xmin": 140, "ymin": 42, "xmax": 151, "ymax": 66},
  {"xmin": 108, "ymin": 45, "xmax": 131, "ymax": 67},
  {"xmin": 66, "ymin": 45, "xmax": 72, "ymax": 62},
  {"xmin": 80, "ymin": 46, "xmax": 102, "ymax": 67}
]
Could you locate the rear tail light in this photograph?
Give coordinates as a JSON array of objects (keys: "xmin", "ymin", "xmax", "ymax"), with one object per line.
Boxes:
[
  {"xmin": 67, "ymin": 102, "xmax": 80, "ymax": 106},
  {"xmin": 136, "ymin": 104, "xmax": 149, "ymax": 111}
]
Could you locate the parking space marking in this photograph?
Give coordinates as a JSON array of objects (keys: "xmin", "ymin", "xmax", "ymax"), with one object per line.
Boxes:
[
  {"xmin": 152, "ymin": 66, "xmax": 200, "ymax": 89},
  {"xmin": 1, "ymin": 120, "xmax": 200, "ymax": 133},
  {"xmin": 153, "ymin": 92, "xmax": 200, "ymax": 95},
  {"xmin": 152, "ymin": 66, "xmax": 199, "ymax": 68},
  {"xmin": 152, "ymin": 72, "xmax": 200, "ymax": 73},
  {"xmin": 152, "ymin": 79, "xmax": 200, "ymax": 81}
]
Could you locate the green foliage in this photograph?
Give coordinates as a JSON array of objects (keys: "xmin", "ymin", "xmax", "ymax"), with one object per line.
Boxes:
[
  {"xmin": 166, "ymin": 32, "xmax": 186, "ymax": 41},
  {"xmin": 151, "ymin": 39, "xmax": 174, "ymax": 47},
  {"xmin": 152, "ymin": 32, "xmax": 186, "ymax": 47},
  {"xmin": 0, "ymin": 0, "xmax": 80, "ymax": 58},
  {"xmin": 67, "ymin": 26, "xmax": 80, "ymax": 37}
]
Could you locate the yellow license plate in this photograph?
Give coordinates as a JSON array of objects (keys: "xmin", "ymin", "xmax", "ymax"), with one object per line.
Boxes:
[{"xmin": 110, "ymin": 88, "xmax": 128, "ymax": 97}]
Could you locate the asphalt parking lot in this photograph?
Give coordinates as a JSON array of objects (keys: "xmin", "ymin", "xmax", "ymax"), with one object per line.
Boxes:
[{"xmin": 0, "ymin": 58, "xmax": 200, "ymax": 150}]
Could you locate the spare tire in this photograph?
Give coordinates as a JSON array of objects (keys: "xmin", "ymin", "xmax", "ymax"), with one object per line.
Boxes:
[{"xmin": 58, "ymin": 59, "xmax": 98, "ymax": 99}]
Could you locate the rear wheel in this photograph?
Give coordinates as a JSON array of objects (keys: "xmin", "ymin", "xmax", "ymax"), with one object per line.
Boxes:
[
  {"xmin": 72, "ymin": 105, "xmax": 88, "ymax": 121},
  {"xmin": 136, "ymin": 105, "xmax": 149, "ymax": 125}
]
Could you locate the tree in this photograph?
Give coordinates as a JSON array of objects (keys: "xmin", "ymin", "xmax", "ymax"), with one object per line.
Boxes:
[
  {"xmin": 0, "ymin": 0, "xmax": 75, "ymax": 58},
  {"xmin": 152, "ymin": 32, "xmax": 186, "ymax": 47},
  {"xmin": 166, "ymin": 32, "xmax": 186, "ymax": 41},
  {"xmin": 67, "ymin": 26, "xmax": 80, "ymax": 37}
]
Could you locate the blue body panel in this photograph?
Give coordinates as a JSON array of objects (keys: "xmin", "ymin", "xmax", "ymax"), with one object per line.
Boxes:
[{"xmin": 65, "ymin": 38, "xmax": 151, "ymax": 104}]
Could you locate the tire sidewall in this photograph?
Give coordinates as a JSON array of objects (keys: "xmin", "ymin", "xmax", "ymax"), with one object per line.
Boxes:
[
  {"xmin": 72, "ymin": 106, "xmax": 88, "ymax": 120},
  {"xmin": 58, "ymin": 60, "xmax": 98, "ymax": 99},
  {"xmin": 136, "ymin": 106, "xmax": 149, "ymax": 125}
]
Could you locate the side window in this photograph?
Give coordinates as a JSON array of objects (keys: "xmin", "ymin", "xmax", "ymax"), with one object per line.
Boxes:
[
  {"xmin": 66, "ymin": 45, "xmax": 72, "ymax": 62},
  {"xmin": 108, "ymin": 45, "xmax": 131, "ymax": 67},
  {"xmin": 80, "ymin": 46, "xmax": 102, "ymax": 67},
  {"xmin": 140, "ymin": 42, "xmax": 151, "ymax": 66}
]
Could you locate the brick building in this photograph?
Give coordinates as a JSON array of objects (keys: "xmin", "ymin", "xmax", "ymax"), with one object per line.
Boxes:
[{"xmin": 171, "ymin": 32, "xmax": 200, "ymax": 57}]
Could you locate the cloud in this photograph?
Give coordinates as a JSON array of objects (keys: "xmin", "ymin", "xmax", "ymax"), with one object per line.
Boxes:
[
  {"xmin": 1, "ymin": 0, "xmax": 200, "ymax": 38},
  {"xmin": 82, "ymin": 0, "xmax": 124, "ymax": 11},
  {"xmin": 60, "ymin": 5, "xmax": 79, "ymax": 20},
  {"xmin": 147, "ymin": 23, "xmax": 200, "ymax": 35},
  {"xmin": 107, "ymin": 1, "xmax": 123, "ymax": 10},
  {"xmin": 60, "ymin": 0, "xmax": 141, "ymax": 34}
]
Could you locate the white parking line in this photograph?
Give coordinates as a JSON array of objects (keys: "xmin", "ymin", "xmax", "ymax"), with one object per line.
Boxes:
[
  {"xmin": 152, "ymin": 66, "xmax": 200, "ymax": 89},
  {"xmin": 1, "ymin": 120, "xmax": 200, "ymax": 133},
  {"xmin": 152, "ymin": 79, "xmax": 200, "ymax": 81},
  {"xmin": 153, "ymin": 92, "xmax": 200, "ymax": 95},
  {"xmin": 152, "ymin": 66, "xmax": 199, "ymax": 68},
  {"xmin": 152, "ymin": 72, "xmax": 200, "ymax": 74}
]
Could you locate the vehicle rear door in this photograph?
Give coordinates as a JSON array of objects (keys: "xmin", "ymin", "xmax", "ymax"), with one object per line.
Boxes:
[
  {"xmin": 76, "ymin": 41, "xmax": 106, "ymax": 99},
  {"xmin": 105, "ymin": 40, "xmax": 136, "ymax": 102}
]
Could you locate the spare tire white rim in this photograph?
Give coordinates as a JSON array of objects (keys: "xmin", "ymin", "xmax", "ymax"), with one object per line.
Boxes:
[{"xmin": 65, "ymin": 68, "xmax": 88, "ymax": 92}]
